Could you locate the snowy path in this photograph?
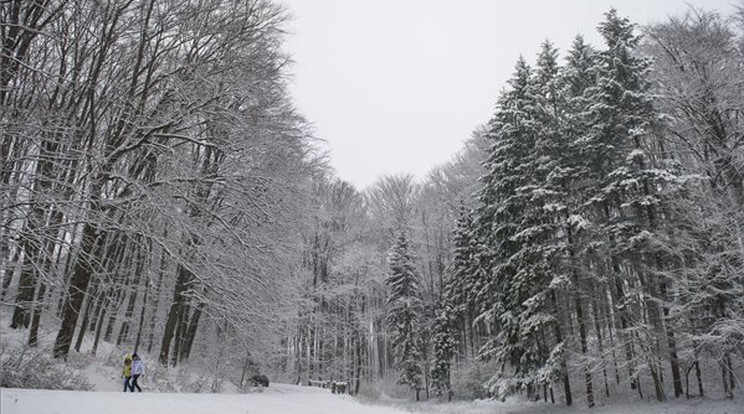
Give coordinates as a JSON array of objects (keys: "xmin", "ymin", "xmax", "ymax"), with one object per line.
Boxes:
[
  {"xmin": 3, "ymin": 384, "xmax": 743, "ymax": 414},
  {"xmin": 0, "ymin": 384, "xmax": 408, "ymax": 414}
]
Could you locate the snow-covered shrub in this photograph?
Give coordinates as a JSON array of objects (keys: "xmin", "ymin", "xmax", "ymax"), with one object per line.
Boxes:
[
  {"xmin": 0, "ymin": 345, "xmax": 92, "ymax": 390},
  {"xmin": 450, "ymin": 360, "xmax": 492, "ymax": 400}
]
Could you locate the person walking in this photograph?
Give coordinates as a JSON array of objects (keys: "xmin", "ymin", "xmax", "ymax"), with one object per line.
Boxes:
[
  {"xmin": 122, "ymin": 354, "xmax": 133, "ymax": 392},
  {"xmin": 130, "ymin": 353, "xmax": 145, "ymax": 392}
]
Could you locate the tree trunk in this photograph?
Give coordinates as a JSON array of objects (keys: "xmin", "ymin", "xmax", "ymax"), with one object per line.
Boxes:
[
  {"xmin": 355, "ymin": 331, "xmax": 362, "ymax": 395},
  {"xmin": 53, "ymin": 222, "xmax": 101, "ymax": 359},
  {"xmin": 74, "ymin": 282, "xmax": 97, "ymax": 353},
  {"xmin": 28, "ymin": 281, "xmax": 47, "ymax": 347},
  {"xmin": 1, "ymin": 247, "xmax": 20, "ymax": 302},
  {"xmin": 89, "ymin": 289, "xmax": 105, "ymax": 333},
  {"xmin": 147, "ymin": 229, "xmax": 168, "ymax": 353},
  {"xmin": 721, "ymin": 353, "xmax": 734, "ymax": 399},
  {"xmin": 659, "ymin": 281, "xmax": 682, "ymax": 397},
  {"xmin": 575, "ymin": 297, "xmax": 594, "ymax": 407},
  {"xmin": 133, "ymin": 272, "xmax": 150, "ymax": 355},
  {"xmin": 117, "ymin": 255, "xmax": 143, "ymax": 347},
  {"xmin": 179, "ymin": 299, "xmax": 205, "ymax": 361},
  {"xmin": 104, "ymin": 278, "xmax": 129, "ymax": 343},
  {"xmin": 551, "ymin": 292, "xmax": 572, "ymax": 406},
  {"xmin": 91, "ymin": 295, "xmax": 109, "ymax": 356},
  {"xmin": 10, "ymin": 245, "xmax": 37, "ymax": 329},
  {"xmin": 695, "ymin": 354, "xmax": 704, "ymax": 397},
  {"xmin": 159, "ymin": 263, "xmax": 193, "ymax": 366},
  {"xmin": 611, "ymin": 269, "xmax": 638, "ymax": 391},
  {"xmin": 171, "ymin": 300, "xmax": 191, "ymax": 367},
  {"xmin": 602, "ymin": 296, "xmax": 621, "ymax": 386},
  {"xmin": 592, "ymin": 298, "xmax": 610, "ymax": 398}
]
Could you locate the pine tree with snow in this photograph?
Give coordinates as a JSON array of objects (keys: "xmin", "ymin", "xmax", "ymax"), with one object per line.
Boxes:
[
  {"xmin": 553, "ymin": 34, "xmax": 605, "ymax": 407},
  {"xmin": 432, "ymin": 202, "xmax": 484, "ymax": 399},
  {"xmin": 525, "ymin": 40, "xmax": 577, "ymax": 406},
  {"xmin": 577, "ymin": 9, "xmax": 687, "ymax": 401},
  {"xmin": 386, "ymin": 230, "xmax": 424, "ymax": 400},
  {"xmin": 430, "ymin": 301, "xmax": 456, "ymax": 399},
  {"xmin": 447, "ymin": 205, "xmax": 480, "ymax": 349},
  {"xmin": 473, "ymin": 56, "xmax": 554, "ymax": 401}
]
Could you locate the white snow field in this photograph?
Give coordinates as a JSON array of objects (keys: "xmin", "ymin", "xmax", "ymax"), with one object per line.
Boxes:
[
  {"xmin": 3, "ymin": 385, "xmax": 743, "ymax": 414},
  {"xmin": 0, "ymin": 383, "xmax": 408, "ymax": 414}
]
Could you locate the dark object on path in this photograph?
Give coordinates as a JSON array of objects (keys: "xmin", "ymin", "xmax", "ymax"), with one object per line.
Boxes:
[
  {"xmin": 249, "ymin": 374, "xmax": 269, "ymax": 387},
  {"xmin": 331, "ymin": 381, "xmax": 348, "ymax": 394}
]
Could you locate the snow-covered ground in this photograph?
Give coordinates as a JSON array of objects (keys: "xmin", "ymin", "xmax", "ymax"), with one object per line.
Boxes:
[
  {"xmin": 0, "ymin": 384, "xmax": 405, "ymax": 414},
  {"xmin": 0, "ymin": 383, "xmax": 403, "ymax": 414},
  {"xmin": 382, "ymin": 396, "xmax": 744, "ymax": 414},
  {"xmin": 2, "ymin": 312, "xmax": 742, "ymax": 414},
  {"xmin": 2, "ymin": 385, "xmax": 743, "ymax": 414}
]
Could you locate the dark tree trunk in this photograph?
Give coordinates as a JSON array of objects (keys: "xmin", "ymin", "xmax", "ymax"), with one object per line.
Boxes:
[
  {"xmin": 575, "ymin": 297, "xmax": 594, "ymax": 407},
  {"xmin": 117, "ymin": 250, "xmax": 144, "ymax": 347},
  {"xmin": 179, "ymin": 299, "xmax": 204, "ymax": 361},
  {"xmin": 91, "ymin": 294, "xmax": 109, "ymax": 356},
  {"xmin": 1, "ymin": 248, "xmax": 20, "ymax": 301},
  {"xmin": 650, "ymin": 363, "xmax": 666, "ymax": 402},
  {"xmin": 89, "ymin": 290, "xmax": 106, "ymax": 332},
  {"xmin": 611, "ymin": 269, "xmax": 638, "ymax": 391},
  {"xmin": 28, "ymin": 281, "xmax": 47, "ymax": 346},
  {"xmin": 159, "ymin": 263, "xmax": 193, "ymax": 366},
  {"xmin": 354, "ymin": 332, "xmax": 362, "ymax": 395},
  {"xmin": 147, "ymin": 230, "xmax": 168, "ymax": 353},
  {"xmin": 74, "ymin": 280, "xmax": 99, "ymax": 352},
  {"xmin": 10, "ymin": 242, "xmax": 37, "ymax": 329},
  {"xmin": 602, "ymin": 296, "xmax": 621, "ymax": 385},
  {"xmin": 550, "ymin": 292, "xmax": 572, "ymax": 406},
  {"xmin": 567, "ymin": 221, "xmax": 591, "ymax": 407},
  {"xmin": 659, "ymin": 281, "xmax": 683, "ymax": 397},
  {"xmin": 53, "ymin": 222, "xmax": 101, "ymax": 359},
  {"xmin": 592, "ymin": 298, "xmax": 611, "ymax": 398},
  {"xmin": 104, "ymin": 285, "xmax": 127, "ymax": 342},
  {"xmin": 55, "ymin": 244, "xmax": 80, "ymax": 319},
  {"xmin": 721, "ymin": 353, "xmax": 734, "ymax": 399},
  {"xmin": 637, "ymin": 270, "xmax": 666, "ymax": 403},
  {"xmin": 171, "ymin": 301, "xmax": 190, "ymax": 367},
  {"xmin": 133, "ymin": 271, "xmax": 150, "ymax": 355},
  {"xmin": 104, "ymin": 239, "xmax": 132, "ymax": 343},
  {"xmin": 695, "ymin": 354, "xmax": 704, "ymax": 397}
]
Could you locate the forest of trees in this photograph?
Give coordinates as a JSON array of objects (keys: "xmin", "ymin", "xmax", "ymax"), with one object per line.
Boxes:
[{"xmin": 2, "ymin": 0, "xmax": 742, "ymax": 407}]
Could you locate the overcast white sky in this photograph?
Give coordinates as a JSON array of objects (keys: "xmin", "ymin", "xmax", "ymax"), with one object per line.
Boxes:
[{"xmin": 280, "ymin": 0, "xmax": 736, "ymax": 189}]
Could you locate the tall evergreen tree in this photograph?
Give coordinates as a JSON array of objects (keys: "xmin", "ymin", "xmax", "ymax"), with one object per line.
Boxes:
[
  {"xmin": 474, "ymin": 55, "xmax": 572, "ymax": 402},
  {"xmin": 580, "ymin": 9, "xmax": 686, "ymax": 401},
  {"xmin": 386, "ymin": 230, "xmax": 424, "ymax": 400},
  {"xmin": 448, "ymin": 205, "xmax": 480, "ymax": 354},
  {"xmin": 430, "ymin": 300, "xmax": 456, "ymax": 399},
  {"xmin": 554, "ymin": 35, "xmax": 604, "ymax": 407}
]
